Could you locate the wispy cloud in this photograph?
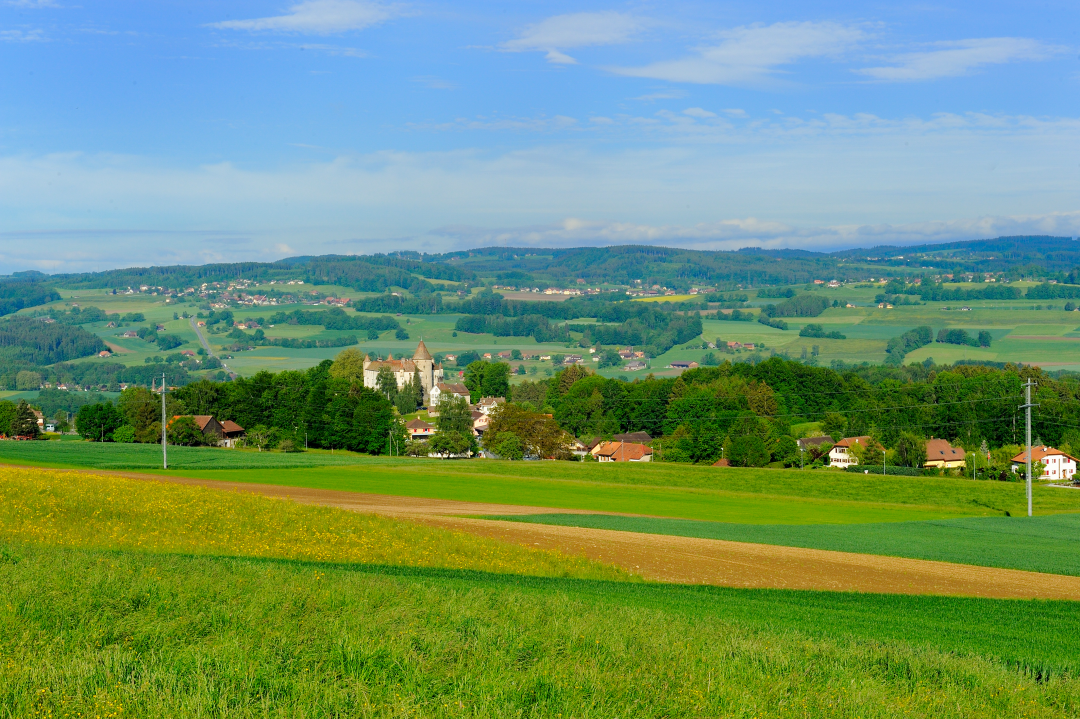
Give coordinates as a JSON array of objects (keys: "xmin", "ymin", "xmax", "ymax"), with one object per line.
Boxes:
[
  {"xmin": 682, "ymin": 107, "xmax": 716, "ymax": 119},
  {"xmin": 611, "ymin": 21, "xmax": 866, "ymax": 86},
  {"xmin": 5, "ymin": 0, "xmax": 60, "ymax": 7},
  {"xmin": 409, "ymin": 114, "xmax": 578, "ymax": 132},
  {"xmin": 501, "ymin": 11, "xmax": 641, "ymax": 65},
  {"xmin": 0, "ymin": 28, "xmax": 44, "ymax": 42},
  {"xmin": 411, "ymin": 75, "xmax": 457, "ymax": 90},
  {"xmin": 209, "ymin": 0, "xmax": 398, "ymax": 34},
  {"xmin": 430, "ymin": 212, "xmax": 1080, "ymax": 252},
  {"xmin": 857, "ymin": 38, "xmax": 1064, "ymax": 81}
]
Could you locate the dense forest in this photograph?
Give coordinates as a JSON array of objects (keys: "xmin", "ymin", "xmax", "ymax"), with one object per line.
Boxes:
[{"xmin": 0, "ymin": 277, "xmax": 61, "ymax": 317}]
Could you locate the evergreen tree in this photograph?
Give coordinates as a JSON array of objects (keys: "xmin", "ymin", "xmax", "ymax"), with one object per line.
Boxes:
[
  {"xmin": 375, "ymin": 365, "xmax": 398, "ymax": 402},
  {"xmin": 11, "ymin": 400, "xmax": 40, "ymax": 438}
]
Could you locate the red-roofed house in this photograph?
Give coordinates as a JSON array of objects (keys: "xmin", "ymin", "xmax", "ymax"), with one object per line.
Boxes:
[
  {"xmin": 592, "ymin": 441, "xmax": 653, "ymax": 463},
  {"xmin": 1011, "ymin": 445, "xmax": 1077, "ymax": 480},
  {"xmin": 405, "ymin": 418, "xmax": 436, "ymax": 440},
  {"xmin": 828, "ymin": 436, "xmax": 871, "ymax": 468}
]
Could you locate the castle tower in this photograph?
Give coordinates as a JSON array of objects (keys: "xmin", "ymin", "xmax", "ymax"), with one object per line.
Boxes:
[{"xmin": 412, "ymin": 340, "xmax": 434, "ymax": 400}]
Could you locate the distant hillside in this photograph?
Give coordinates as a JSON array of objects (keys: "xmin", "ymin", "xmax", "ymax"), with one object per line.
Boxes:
[{"xmin": 4, "ymin": 236, "xmax": 1080, "ymax": 301}]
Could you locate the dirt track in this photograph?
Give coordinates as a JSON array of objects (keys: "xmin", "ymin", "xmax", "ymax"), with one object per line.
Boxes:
[{"xmin": 84, "ymin": 470, "xmax": 1080, "ymax": 599}]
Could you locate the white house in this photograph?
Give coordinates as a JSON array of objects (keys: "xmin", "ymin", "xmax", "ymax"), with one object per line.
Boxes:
[
  {"xmin": 828, "ymin": 436, "xmax": 870, "ymax": 468},
  {"xmin": 429, "ymin": 382, "xmax": 470, "ymax": 408},
  {"xmin": 1011, "ymin": 446, "xmax": 1078, "ymax": 481}
]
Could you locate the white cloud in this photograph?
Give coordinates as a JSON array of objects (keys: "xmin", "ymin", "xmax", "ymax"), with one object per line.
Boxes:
[
  {"xmin": 430, "ymin": 212, "xmax": 1080, "ymax": 252},
  {"xmin": 0, "ymin": 28, "xmax": 44, "ymax": 42},
  {"xmin": 502, "ymin": 12, "xmax": 640, "ymax": 65},
  {"xmin": 0, "ymin": 109, "xmax": 1077, "ymax": 272},
  {"xmin": 5, "ymin": 0, "xmax": 59, "ymax": 6},
  {"xmin": 722, "ymin": 108, "xmax": 747, "ymax": 118},
  {"xmin": 682, "ymin": 107, "xmax": 717, "ymax": 119},
  {"xmin": 857, "ymin": 37, "xmax": 1064, "ymax": 81},
  {"xmin": 209, "ymin": 0, "xmax": 397, "ymax": 34},
  {"xmin": 611, "ymin": 21, "xmax": 866, "ymax": 85}
]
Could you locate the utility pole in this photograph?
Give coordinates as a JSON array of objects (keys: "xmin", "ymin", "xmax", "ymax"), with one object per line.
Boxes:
[
  {"xmin": 161, "ymin": 372, "xmax": 168, "ymax": 470},
  {"xmin": 1020, "ymin": 378, "xmax": 1037, "ymax": 517}
]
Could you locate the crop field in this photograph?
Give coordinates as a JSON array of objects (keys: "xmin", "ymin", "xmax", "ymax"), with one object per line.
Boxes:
[
  {"xmin": 3, "ymin": 465, "xmax": 1080, "ymax": 717},
  {"xmin": 488, "ymin": 512, "xmax": 1080, "ymax": 576}
]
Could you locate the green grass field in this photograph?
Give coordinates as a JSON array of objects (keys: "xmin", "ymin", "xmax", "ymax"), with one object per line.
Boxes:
[
  {"xmin": 6, "ymin": 545, "xmax": 1080, "ymax": 717},
  {"xmin": 6, "ymin": 442, "xmax": 1080, "ymax": 522},
  {"xmin": 488, "ymin": 513, "xmax": 1080, "ymax": 576}
]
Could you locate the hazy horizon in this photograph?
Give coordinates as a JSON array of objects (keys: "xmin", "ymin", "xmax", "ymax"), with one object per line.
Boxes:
[{"xmin": 2, "ymin": 0, "xmax": 1078, "ymax": 274}]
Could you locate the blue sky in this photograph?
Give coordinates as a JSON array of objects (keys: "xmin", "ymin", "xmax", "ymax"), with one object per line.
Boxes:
[{"xmin": 1, "ymin": 0, "xmax": 1078, "ymax": 272}]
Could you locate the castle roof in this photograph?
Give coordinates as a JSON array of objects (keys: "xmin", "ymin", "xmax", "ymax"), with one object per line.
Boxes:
[{"xmin": 413, "ymin": 340, "xmax": 433, "ymax": 361}]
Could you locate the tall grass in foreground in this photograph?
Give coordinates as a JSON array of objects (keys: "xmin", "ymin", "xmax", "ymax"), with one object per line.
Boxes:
[
  {"xmin": 1, "ymin": 545, "xmax": 1078, "ymax": 718},
  {"xmin": 0, "ymin": 467, "xmax": 627, "ymax": 581}
]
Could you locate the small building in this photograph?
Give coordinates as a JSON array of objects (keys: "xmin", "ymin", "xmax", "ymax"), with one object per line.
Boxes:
[
  {"xmin": 797, "ymin": 435, "xmax": 834, "ymax": 452},
  {"xmin": 497, "ymin": 350, "xmax": 512, "ymax": 359},
  {"xmin": 476, "ymin": 396, "xmax": 505, "ymax": 415},
  {"xmin": 1010, "ymin": 445, "xmax": 1077, "ymax": 480},
  {"xmin": 829, "ymin": 436, "xmax": 871, "ymax": 468},
  {"xmin": 923, "ymin": 439, "xmax": 966, "ymax": 469},
  {"xmin": 613, "ymin": 431, "xmax": 652, "ymax": 444},
  {"xmin": 170, "ymin": 415, "xmax": 225, "ymax": 443},
  {"xmin": 668, "ymin": 361, "xmax": 698, "ymax": 369},
  {"xmin": 625, "ymin": 360, "xmax": 647, "ymax": 371},
  {"xmin": 405, "ymin": 418, "xmax": 436, "ymax": 440},
  {"xmin": 122, "ymin": 331, "xmax": 139, "ymax": 338},
  {"xmin": 592, "ymin": 441, "xmax": 652, "ymax": 463},
  {"xmin": 429, "ymin": 382, "xmax": 470, "ymax": 407},
  {"xmin": 472, "ymin": 412, "xmax": 490, "ymax": 436},
  {"xmin": 220, "ymin": 420, "xmax": 245, "ymax": 448},
  {"xmin": 98, "ymin": 350, "xmax": 111, "ymax": 358}
]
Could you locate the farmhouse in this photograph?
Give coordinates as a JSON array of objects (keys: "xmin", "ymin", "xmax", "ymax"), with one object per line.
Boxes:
[
  {"xmin": 362, "ymin": 340, "xmax": 444, "ymax": 404},
  {"xmin": 1010, "ymin": 445, "xmax": 1078, "ymax": 480},
  {"xmin": 592, "ymin": 441, "xmax": 652, "ymax": 462},
  {"xmin": 668, "ymin": 361, "xmax": 698, "ymax": 369},
  {"xmin": 625, "ymin": 360, "xmax": 647, "ymax": 371},
  {"xmin": 923, "ymin": 439, "xmax": 966, "ymax": 469},
  {"xmin": 829, "ymin": 436, "xmax": 871, "ymax": 468}
]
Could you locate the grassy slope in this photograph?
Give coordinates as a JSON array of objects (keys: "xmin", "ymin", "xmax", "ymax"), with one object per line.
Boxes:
[
  {"xmin": 4, "ymin": 462, "xmax": 1080, "ymax": 716},
  {"xmin": 0, "ymin": 467, "xmax": 625, "ymax": 582},
  {"xmin": 488, "ymin": 513, "xmax": 1080, "ymax": 577},
  {"xmin": 2, "ymin": 546, "xmax": 1078, "ymax": 717},
  {"xmin": 5, "ymin": 443, "xmax": 1080, "ymax": 522}
]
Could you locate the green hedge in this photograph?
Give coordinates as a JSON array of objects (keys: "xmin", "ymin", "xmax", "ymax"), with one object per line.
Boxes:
[{"xmin": 844, "ymin": 465, "xmax": 923, "ymax": 477}]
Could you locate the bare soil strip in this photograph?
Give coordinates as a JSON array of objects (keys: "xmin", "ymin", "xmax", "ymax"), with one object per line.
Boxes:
[
  {"xmin": 414, "ymin": 516, "xmax": 1080, "ymax": 600},
  {"xmin": 28, "ymin": 467, "xmax": 1080, "ymax": 599}
]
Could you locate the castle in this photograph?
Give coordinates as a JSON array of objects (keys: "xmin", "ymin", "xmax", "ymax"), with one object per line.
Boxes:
[{"xmin": 362, "ymin": 340, "xmax": 444, "ymax": 404}]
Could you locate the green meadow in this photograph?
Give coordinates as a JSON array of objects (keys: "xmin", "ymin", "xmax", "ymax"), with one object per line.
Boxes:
[
  {"xmin": 5, "ymin": 544, "xmax": 1080, "ymax": 718},
  {"xmin": 489, "ymin": 512, "xmax": 1080, "ymax": 576},
  {"xmin": 5, "ymin": 442, "xmax": 1080, "ymax": 522},
  {"xmin": 3, "ymin": 463, "xmax": 1080, "ymax": 718}
]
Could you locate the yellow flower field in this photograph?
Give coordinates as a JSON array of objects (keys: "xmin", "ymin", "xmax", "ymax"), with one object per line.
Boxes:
[{"xmin": 0, "ymin": 466, "xmax": 630, "ymax": 581}]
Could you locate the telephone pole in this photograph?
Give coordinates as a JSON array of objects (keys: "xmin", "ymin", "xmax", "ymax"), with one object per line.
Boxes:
[
  {"xmin": 161, "ymin": 372, "xmax": 168, "ymax": 470},
  {"xmin": 1020, "ymin": 378, "xmax": 1037, "ymax": 517}
]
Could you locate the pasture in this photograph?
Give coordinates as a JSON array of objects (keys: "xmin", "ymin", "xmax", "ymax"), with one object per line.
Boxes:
[{"xmin": 3, "ymin": 465, "xmax": 1080, "ymax": 717}]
